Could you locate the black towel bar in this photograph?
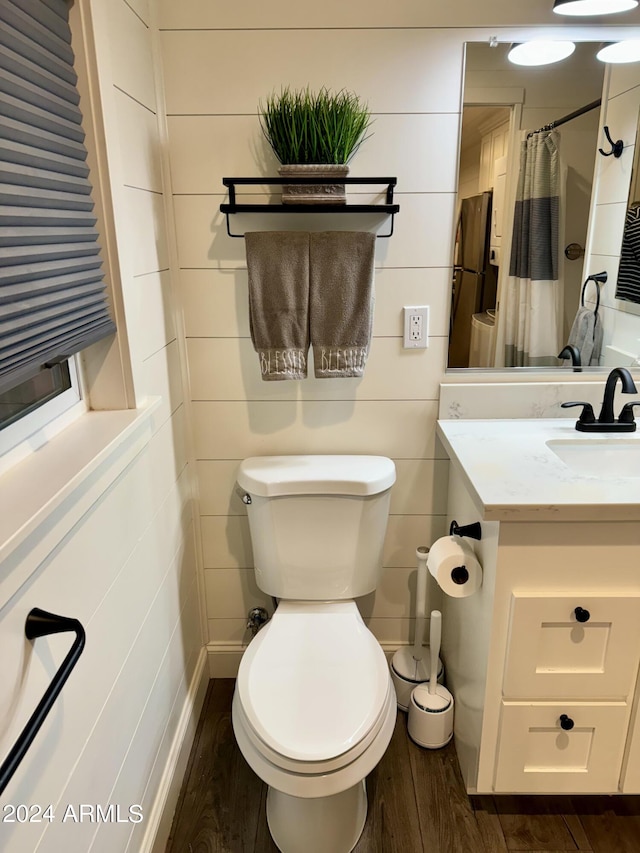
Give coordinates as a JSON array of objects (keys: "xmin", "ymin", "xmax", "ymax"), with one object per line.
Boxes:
[
  {"xmin": 220, "ymin": 176, "xmax": 400, "ymax": 238},
  {"xmin": 0, "ymin": 608, "xmax": 85, "ymax": 796},
  {"xmin": 580, "ymin": 270, "xmax": 607, "ymax": 314}
]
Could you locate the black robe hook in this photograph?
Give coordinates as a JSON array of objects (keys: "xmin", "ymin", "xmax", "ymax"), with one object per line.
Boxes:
[{"xmin": 598, "ymin": 126, "xmax": 623, "ymax": 159}]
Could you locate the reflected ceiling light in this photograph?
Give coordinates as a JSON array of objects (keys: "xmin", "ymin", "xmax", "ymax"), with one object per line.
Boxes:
[
  {"xmin": 597, "ymin": 40, "xmax": 640, "ymax": 62},
  {"xmin": 508, "ymin": 41, "xmax": 576, "ymax": 66},
  {"xmin": 553, "ymin": 0, "xmax": 638, "ymax": 15}
]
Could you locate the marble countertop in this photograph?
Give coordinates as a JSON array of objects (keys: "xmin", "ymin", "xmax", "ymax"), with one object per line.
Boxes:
[{"xmin": 437, "ymin": 418, "xmax": 640, "ymax": 522}]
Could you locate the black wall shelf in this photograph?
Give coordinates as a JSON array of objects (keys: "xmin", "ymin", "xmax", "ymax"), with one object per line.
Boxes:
[{"xmin": 220, "ymin": 177, "xmax": 400, "ymax": 238}]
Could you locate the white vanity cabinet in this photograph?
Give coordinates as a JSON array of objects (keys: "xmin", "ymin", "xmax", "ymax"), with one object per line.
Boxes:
[
  {"xmin": 439, "ymin": 435, "xmax": 640, "ymax": 796},
  {"xmin": 493, "ymin": 580, "xmax": 640, "ymax": 793}
]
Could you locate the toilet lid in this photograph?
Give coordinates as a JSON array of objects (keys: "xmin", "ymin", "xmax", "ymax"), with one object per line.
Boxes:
[{"xmin": 237, "ymin": 603, "xmax": 390, "ymax": 763}]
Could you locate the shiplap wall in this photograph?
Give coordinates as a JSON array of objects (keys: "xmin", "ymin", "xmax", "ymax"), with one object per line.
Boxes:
[
  {"xmin": 584, "ymin": 63, "xmax": 640, "ymax": 365},
  {"xmin": 159, "ymin": 26, "xmax": 463, "ymax": 667},
  {"xmin": 79, "ymin": 1, "xmax": 204, "ymax": 849},
  {"xmin": 155, "ymin": 2, "xmax": 638, "ymax": 671},
  {"xmin": 0, "ymin": 2, "xmax": 202, "ymax": 851}
]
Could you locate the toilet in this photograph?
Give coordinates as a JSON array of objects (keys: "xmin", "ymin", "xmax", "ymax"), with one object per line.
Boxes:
[{"xmin": 232, "ymin": 454, "xmax": 397, "ymax": 853}]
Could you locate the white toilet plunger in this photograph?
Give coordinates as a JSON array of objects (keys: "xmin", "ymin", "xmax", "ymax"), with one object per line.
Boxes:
[{"xmin": 390, "ymin": 546, "xmax": 444, "ymax": 711}]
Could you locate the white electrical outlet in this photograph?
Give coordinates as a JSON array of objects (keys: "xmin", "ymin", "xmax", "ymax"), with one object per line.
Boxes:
[{"xmin": 403, "ymin": 306, "xmax": 429, "ymax": 349}]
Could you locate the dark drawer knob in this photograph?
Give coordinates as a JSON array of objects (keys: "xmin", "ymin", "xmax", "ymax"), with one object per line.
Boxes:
[
  {"xmin": 574, "ymin": 606, "xmax": 590, "ymax": 623},
  {"xmin": 559, "ymin": 714, "xmax": 575, "ymax": 731}
]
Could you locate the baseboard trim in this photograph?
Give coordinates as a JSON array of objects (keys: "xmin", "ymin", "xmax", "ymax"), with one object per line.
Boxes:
[
  {"xmin": 207, "ymin": 641, "xmax": 245, "ymax": 677},
  {"xmin": 207, "ymin": 640, "xmax": 401, "ymax": 678},
  {"xmin": 142, "ymin": 647, "xmax": 209, "ymax": 853}
]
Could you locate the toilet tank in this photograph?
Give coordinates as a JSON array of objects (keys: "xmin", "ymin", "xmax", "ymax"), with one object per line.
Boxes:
[{"xmin": 237, "ymin": 455, "xmax": 396, "ymax": 600}]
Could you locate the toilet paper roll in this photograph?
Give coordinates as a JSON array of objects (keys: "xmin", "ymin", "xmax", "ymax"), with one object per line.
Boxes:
[{"xmin": 427, "ymin": 535, "xmax": 482, "ymax": 598}]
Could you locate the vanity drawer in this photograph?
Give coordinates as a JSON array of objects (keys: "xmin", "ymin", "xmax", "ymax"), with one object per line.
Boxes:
[
  {"xmin": 503, "ymin": 593, "xmax": 640, "ymax": 699},
  {"xmin": 494, "ymin": 701, "xmax": 628, "ymax": 793}
]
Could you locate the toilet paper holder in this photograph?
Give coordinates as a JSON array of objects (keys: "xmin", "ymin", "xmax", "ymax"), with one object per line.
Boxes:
[{"xmin": 449, "ymin": 520, "xmax": 482, "ymax": 541}]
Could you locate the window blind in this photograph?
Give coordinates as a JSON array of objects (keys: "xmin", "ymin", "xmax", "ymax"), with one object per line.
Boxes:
[{"xmin": 0, "ymin": 0, "xmax": 116, "ymax": 396}]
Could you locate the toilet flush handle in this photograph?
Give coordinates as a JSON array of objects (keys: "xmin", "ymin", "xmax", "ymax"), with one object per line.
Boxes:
[{"xmin": 234, "ymin": 484, "xmax": 253, "ymax": 505}]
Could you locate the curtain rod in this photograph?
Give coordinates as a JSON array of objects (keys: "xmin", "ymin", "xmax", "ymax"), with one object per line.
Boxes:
[{"xmin": 527, "ymin": 98, "xmax": 602, "ymax": 138}]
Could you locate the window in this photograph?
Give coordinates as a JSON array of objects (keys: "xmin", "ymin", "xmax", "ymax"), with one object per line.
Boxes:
[
  {"xmin": 0, "ymin": 0, "xmax": 116, "ymax": 441},
  {"xmin": 0, "ymin": 355, "xmax": 84, "ymax": 474},
  {"xmin": 0, "ymin": 361, "xmax": 72, "ymax": 430}
]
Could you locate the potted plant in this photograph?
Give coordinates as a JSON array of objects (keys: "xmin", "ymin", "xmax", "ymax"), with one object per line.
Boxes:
[{"xmin": 259, "ymin": 86, "xmax": 372, "ymax": 204}]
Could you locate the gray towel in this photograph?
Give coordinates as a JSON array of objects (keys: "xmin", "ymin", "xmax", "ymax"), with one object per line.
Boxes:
[
  {"xmin": 309, "ymin": 231, "xmax": 376, "ymax": 378},
  {"xmin": 567, "ymin": 306, "xmax": 603, "ymax": 366},
  {"xmin": 245, "ymin": 231, "xmax": 310, "ymax": 380}
]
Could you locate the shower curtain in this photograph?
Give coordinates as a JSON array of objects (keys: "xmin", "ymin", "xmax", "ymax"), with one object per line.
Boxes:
[{"xmin": 498, "ymin": 130, "xmax": 564, "ymax": 367}]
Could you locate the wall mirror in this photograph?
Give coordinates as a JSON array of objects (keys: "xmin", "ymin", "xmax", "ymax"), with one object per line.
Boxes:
[
  {"xmin": 447, "ymin": 41, "xmax": 639, "ymax": 373},
  {"xmin": 610, "ymin": 115, "xmax": 640, "ymax": 366}
]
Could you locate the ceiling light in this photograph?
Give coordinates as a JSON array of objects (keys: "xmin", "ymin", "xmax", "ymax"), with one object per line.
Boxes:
[
  {"xmin": 553, "ymin": 0, "xmax": 638, "ymax": 15},
  {"xmin": 597, "ymin": 40, "xmax": 640, "ymax": 62},
  {"xmin": 508, "ymin": 41, "xmax": 576, "ymax": 66}
]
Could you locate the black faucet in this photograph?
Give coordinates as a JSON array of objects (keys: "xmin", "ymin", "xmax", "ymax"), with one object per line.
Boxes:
[
  {"xmin": 598, "ymin": 367, "xmax": 637, "ymax": 423},
  {"xmin": 558, "ymin": 345, "xmax": 582, "ymax": 370},
  {"xmin": 562, "ymin": 367, "xmax": 639, "ymax": 432}
]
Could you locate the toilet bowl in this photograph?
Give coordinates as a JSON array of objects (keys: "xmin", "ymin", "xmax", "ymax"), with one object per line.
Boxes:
[
  {"xmin": 232, "ymin": 455, "xmax": 397, "ymax": 853},
  {"xmin": 232, "ymin": 601, "xmax": 396, "ymax": 853}
]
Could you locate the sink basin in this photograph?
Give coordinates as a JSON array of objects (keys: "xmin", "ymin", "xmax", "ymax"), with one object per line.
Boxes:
[{"xmin": 546, "ymin": 438, "xmax": 640, "ymax": 478}]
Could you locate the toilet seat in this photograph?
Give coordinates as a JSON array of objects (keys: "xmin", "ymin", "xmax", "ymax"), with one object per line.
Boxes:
[
  {"xmin": 236, "ymin": 601, "xmax": 390, "ymax": 765},
  {"xmin": 232, "ymin": 678, "xmax": 397, "ymax": 799}
]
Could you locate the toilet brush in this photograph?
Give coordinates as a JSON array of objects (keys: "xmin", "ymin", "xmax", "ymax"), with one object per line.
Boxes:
[
  {"xmin": 407, "ymin": 611, "xmax": 454, "ymax": 749},
  {"xmin": 390, "ymin": 546, "xmax": 444, "ymax": 711}
]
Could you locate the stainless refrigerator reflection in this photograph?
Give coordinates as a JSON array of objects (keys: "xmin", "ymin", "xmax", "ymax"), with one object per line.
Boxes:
[{"xmin": 448, "ymin": 191, "xmax": 498, "ymax": 368}]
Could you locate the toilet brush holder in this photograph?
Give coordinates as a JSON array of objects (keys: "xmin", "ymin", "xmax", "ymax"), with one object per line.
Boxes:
[
  {"xmin": 407, "ymin": 683, "xmax": 454, "ymax": 749},
  {"xmin": 390, "ymin": 646, "xmax": 444, "ymax": 712},
  {"xmin": 407, "ymin": 611, "xmax": 454, "ymax": 749},
  {"xmin": 390, "ymin": 546, "xmax": 444, "ymax": 712}
]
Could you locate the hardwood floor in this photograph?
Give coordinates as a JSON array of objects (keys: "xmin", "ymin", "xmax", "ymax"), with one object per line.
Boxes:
[{"xmin": 166, "ymin": 680, "xmax": 640, "ymax": 853}]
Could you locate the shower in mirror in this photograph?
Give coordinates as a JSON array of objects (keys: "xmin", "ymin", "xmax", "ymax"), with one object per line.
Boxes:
[{"xmin": 448, "ymin": 42, "xmax": 607, "ymax": 370}]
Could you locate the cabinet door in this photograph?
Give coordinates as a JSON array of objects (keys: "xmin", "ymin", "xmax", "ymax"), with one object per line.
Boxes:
[
  {"xmin": 623, "ymin": 708, "xmax": 640, "ymax": 792},
  {"xmin": 495, "ymin": 701, "xmax": 628, "ymax": 793},
  {"xmin": 503, "ymin": 593, "xmax": 640, "ymax": 699}
]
